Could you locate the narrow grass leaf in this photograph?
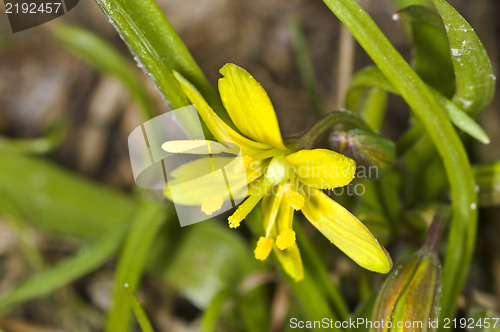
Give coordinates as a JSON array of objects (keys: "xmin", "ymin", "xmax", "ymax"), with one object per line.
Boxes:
[
  {"xmin": 105, "ymin": 199, "xmax": 167, "ymax": 332},
  {"xmin": 430, "ymin": 0, "xmax": 495, "ymax": 116},
  {"xmin": 396, "ymin": 5, "xmax": 455, "ymax": 97},
  {"xmin": 295, "ymin": 223, "xmax": 350, "ymax": 321},
  {"xmin": 288, "ymin": 14, "xmax": 323, "ymax": 117},
  {"xmin": 348, "ymin": 66, "xmax": 489, "ymax": 144},
  {"xmin": 0, "ymin": 189, "xmax": 45, "ymax": 270},
  {"xmin": 473, "ymin": 161, "xmax": 500, "ymax": 207},
  {"xmin": 0, "ymin": 225, "xmax": 128, "ymax": 314},
  {"xmin": 200, "ymin": 290, "xmax": 232, "ymax": 332},
  {"xmin": 0, "ymin": 120, "xmax": 67, "ymax": 155},
  {"xmin": 124, "ymin": 284, "xmax": 155, "ymax": 332},
  {"xmin": 0, "ymin": 154, "xmax": 138, "ymax": 241}
]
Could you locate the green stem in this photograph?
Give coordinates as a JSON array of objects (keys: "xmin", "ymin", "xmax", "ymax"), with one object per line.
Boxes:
[
  {"xmin": 94, "ymin": 0, "xmax": 228, "ymax": 121},
  {"xmin": 321, "ymin": 0, "xmax": 476, "ymax": 321},
  {"xmin": 422, "ymin": 210, "xmax": 448, "ymax": 253},
  {"xmin": 297, "ymin": 110, "xmax": 371, "ymax": 149}
]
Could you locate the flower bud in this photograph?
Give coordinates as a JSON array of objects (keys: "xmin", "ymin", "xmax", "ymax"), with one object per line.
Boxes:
[
  {"xmin": 329, "ymin": 129, "xmax": 395, "ymax": 176},
  {"xmin": 371, "ymin": 248, "xmax": 441, "ymax": 332}
]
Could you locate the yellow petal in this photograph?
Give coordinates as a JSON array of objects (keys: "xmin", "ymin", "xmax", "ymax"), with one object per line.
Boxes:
[
  {"xmin": 285, "ymin": 149, "xmax": 356, "ymax": 189},
  {"xmin": 174, "ymin": 71, "xmax": 272, "ymax": 156},
  {"xmin": 274, "ymin": 243, "xmax": 304, "ymax": 281},
  {"xmin": 170, "ymin": 156, "xmax": 265, "ymax": 184},
  {"xmin": 301, "ymin": 187, "xmax": 392, "ymax": 274},
  {"xmin": 164, "ymin": 171, "xmax": 232, "ymax": 206},
  {"xmin": 233, "ymin": 155, "xmax": 253, "ymax": 174},
  {"xmin": 162, "ymin": 140, "xmax": 228, "ymax": 154},
  {"xmin": 165, "ymin": 156, "xmax": 260, "ymax": 205},
  {"xmin": 218, "ymin": 64, "xmax": 287, "ymax": 150}
]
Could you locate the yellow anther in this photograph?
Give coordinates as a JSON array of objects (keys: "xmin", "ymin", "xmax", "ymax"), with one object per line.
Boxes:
[
  {"xmin": 228, "ymin": 214, "xmax": 241, "ymax": 229},
  {"xmin": 201, "ymin": 194, "xmax": 223, "ymax": 215},
  {"xmin": 254, "ymin": 237, "xmax": 273, "ymax": 261},
  {"xmin": 285, "ymin": 189, "xmax": 305, "ymax": 210},
  {"xmin": 276, "ymin": 229, "xmax": 296, "ymax": 250},
  {"xmin": 233, "ymin": 155, "xmax": 253, "ymax": 174}
]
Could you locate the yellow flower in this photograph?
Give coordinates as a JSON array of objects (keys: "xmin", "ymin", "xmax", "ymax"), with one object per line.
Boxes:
[{"xmin": 164, "ymin": 63, "xmax": 392, "ymax": 281}]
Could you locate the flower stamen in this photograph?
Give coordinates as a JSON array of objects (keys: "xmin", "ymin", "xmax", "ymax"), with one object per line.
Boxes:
[
  {"xmin": 228, "ymin": 177, "xmax": 273, "ymax": 228},
  {"xmin": 254, "ymin": 237, "xmax": 273, "ymax": 261},
  {"xmin": 276, "ymin": 229, "xmax": 296, "ymax": 250},
  {"xmin": 285, "ymin": 189, "xmax": 305, "ymax": 211}
]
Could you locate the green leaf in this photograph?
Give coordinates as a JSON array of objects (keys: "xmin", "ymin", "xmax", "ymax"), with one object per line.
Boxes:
[
  {"xmin": 284, "ymin": 269, "xmax": 340, "ymax": 330},
  {"xmin": 54, "ymin": 24, "xmax": 155, "ymax": 120},
  {"xmin": 0, "ymin": 154, "xmax": 138, "ymax": 241},
  {"xmin": 0, "ymin": 189, "xmax": 45, "ymax": 271},
  {"xmin": 347, "ymin": 293, "xmax": 377, "ymax": 332},
  {"xmin": 322, "ymin": 0, "xmax": 477, "ymax": 321},
  {"xmin": 468, "ymin": 306, "xmax": 500, "ymax": 332},
  {"xmin": 105, "ymin": 200, "xmax": 167, "ymax": 332},
  {"xmin": 295, "ymin": 223, "xmax": 350, "ymax": 321},
  {"xmin": 354, "ymin": 189, "xmax": 393, "ymax": 245},
  {"xmin": 428, "ymin": 0, "xmax": 494, "ymax": 320},
  {"xmin": 392, "ymin": 0, "xmax": 429, "ymax": 10},
  {"xmin": 93, "ymin": 0, "xmax": 227, "ymax": 120},
  {"xmin": 429, "ymin": 0, "xmax": 495, "ymax": 116},
  {"xmin": 125, "ymin": 285, "xmax": 155, "ymax": 332},
  {"xmin": 345, "ymin": 72, "xmax": 388, "ymax": 132},
  {"xmin": 0, "ymin": 120, "xmax": 67, "ymax": 155},
  {"xmin": 0, "ymin": 224, "xmax": 128, "ymax": 314},
  {"xmin": 356, "ymin": 88, "xmax": 388, "ymax": 132},
  {"xmin": 396, "ymin": 5, "xmax": 455, "ymax": 97},
  {"xmin": 200, "ymin": 290, "xmax": 232, "ymax": 332},
  {"xmin": 348, "ymin": 66, "xmax": 490, "ymax": 144},
  {"xmin": 288, "ymin": 14, "xmax": 323, "ymax": 118},
  {"xmin": 473, "ymin": 161, "xmax": 500, "ymax": 207},
  {"xmin": 161, "ymin": 222, "xmax": 257, "ymax": 308}
]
